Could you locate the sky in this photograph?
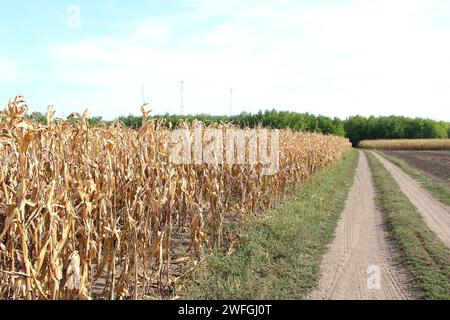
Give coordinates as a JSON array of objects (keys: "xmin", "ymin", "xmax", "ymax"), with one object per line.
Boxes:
[{"xmin": 1, "ymin": 0, "xmax": 450, "ymax": 120}]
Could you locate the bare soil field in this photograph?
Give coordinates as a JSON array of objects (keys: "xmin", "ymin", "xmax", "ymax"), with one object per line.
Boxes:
[{"xmin": 383, "ymin": 151, "xmax": 450, "ymax": 187}]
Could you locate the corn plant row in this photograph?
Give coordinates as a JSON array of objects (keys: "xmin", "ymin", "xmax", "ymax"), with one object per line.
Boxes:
[
  {"xmin": 359, "ymin": 139, "xmax": 450, "ymax": 150},
  {"xmin": 0, "ymin": 96, "xmax": 351, "ymax": 300}
]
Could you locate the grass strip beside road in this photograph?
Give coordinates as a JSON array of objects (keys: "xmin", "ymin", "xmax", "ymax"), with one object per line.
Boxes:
[
  {"xmin": 183, "ymin": 149, "xmax": 359, "ymax": 300},
  {"xmin": 377, "ymin": 151, "xmax": 450, "ymax": 206},
  {"xmin": 366, "ymin": 151, "xmax": 450, "ymax": 300}
]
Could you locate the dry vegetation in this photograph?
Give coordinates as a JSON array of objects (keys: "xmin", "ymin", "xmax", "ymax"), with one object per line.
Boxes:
[
  {"xmin": 359, "ymin": 139, "xmax": 450, "ymax": 150},
  {"xmin": 0, "ymin": 96, "xmax": 351, "ymax": 300}
]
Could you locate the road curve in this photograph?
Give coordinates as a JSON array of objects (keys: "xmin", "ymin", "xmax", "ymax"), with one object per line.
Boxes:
[
  {"xmin": 309, "ymin": 151, "xmax": 414, "ymax": 300},
  {"xmin": 372, "ymin": 152, "xmax": 450, "ymax": 248}
]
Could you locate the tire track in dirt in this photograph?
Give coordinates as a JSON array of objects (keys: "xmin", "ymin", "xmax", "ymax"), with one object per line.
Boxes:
[
  {"xmin": 372, "ymin": 152, "xmax": 450, "ymax": 248},
  {"xmin": 309, "ymin": 151, "xmax": 414, "ymax": 300}
]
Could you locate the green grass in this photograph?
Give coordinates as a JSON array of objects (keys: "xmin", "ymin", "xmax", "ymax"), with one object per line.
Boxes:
[
  {"xmin": 378, "ymin": 151, "xmax": 450, "ymax": 206},
  {"xmin": 181, "ymin": 149, "xmax": 359, "ymax": 300},
  {"xmin": 366, "ymin": 151, "xmax": 450, "ymax": 300}
]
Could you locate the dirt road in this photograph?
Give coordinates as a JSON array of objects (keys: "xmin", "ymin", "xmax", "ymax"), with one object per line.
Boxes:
[
  {"xmin": 373, "ymin": 152, "xmax": 450, "ymax": 248},
  {"xmin": 309, "ymin": 151, "xmax": 414, "ymax": 300}
]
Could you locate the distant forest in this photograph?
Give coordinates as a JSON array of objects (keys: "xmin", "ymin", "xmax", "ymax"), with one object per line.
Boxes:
[{"xmin": 28, "ymin": 109, "xmax": 450, "ymax": 146}]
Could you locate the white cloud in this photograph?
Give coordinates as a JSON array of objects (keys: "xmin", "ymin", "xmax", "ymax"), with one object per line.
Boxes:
[
  {"xmin": 0, "ymin": 56, "xmax": 26, "ymax": 84},
  {"xmin": 31, "ymin": 0, "xmax": 450, "ymax": 120}
]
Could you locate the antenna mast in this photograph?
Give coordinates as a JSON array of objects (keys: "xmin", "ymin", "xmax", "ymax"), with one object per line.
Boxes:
[
  {"xmin": 180, "ymin": 81, "xmax": 185, "ymax": 115},
  {"xmin": 142, "ymin": 81, "xmax": 146, "ymax": 105},
  {"xmin": 229, "ymin": 87, "xmax": 234, "ymax": 117}
]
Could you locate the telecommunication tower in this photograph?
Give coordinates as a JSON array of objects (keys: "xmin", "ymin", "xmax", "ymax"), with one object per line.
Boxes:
[{"xmin": 180, "ymin": 81, "xmax": 185, "ymax": 115}]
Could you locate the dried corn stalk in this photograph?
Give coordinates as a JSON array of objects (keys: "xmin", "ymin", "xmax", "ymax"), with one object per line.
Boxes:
[{"xmin": 0, "ymin": 96, "xmax": 351, "ymax": 300}]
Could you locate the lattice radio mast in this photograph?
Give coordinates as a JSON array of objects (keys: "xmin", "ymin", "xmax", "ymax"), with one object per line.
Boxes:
[
  {"xmin": 180, "ymin": 81, "xmax": 185, "ymax": 115},
  {"xmin": 142, "ymin": 81, "xmax": 146, "ymax": 106},
  {"xmin": 229, "ymin": 87, "xmax": 234, "ymax": 117}
]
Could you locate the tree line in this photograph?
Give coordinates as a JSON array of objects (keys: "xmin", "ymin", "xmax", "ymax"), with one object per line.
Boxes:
[{"xmin": 27, "ymin": 109, "xmax": 450, "ymax": 146}]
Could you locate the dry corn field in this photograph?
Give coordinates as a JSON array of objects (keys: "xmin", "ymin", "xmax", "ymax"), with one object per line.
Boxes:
[
  {"xmin": 359, "ymin": 139, "xmax": 450, "ymax": 150},
  {"xmin": 0, "ymin": 96, "xmax": 351, "ymax": 300}
]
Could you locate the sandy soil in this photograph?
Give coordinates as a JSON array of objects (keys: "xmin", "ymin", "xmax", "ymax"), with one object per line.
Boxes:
[
  {"xmin": 309, "ymin": 151, "xmax": 414, "ymax": 300},
  {"xmin": 383, "ymin": 150, "xmax": 450, "ymax": 188},
  {"xmin": 373, "ymin": 152, "xmax": 450, "ymax": 248}
]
